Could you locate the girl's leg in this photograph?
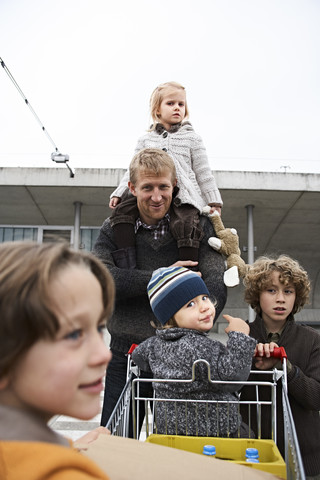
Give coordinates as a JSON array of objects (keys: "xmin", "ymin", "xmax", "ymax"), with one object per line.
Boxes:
[{"xmin": 170, "ymin": 203, "xmax": 204, "ymax": 269}]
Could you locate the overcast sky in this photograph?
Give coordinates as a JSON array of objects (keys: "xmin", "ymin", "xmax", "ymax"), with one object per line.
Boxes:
[{"xmin": 1, "ymin": 0, "xmax": 320, "ymax": 174}]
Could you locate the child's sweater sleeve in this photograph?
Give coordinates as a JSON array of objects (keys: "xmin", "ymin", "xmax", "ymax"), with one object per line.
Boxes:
[
  {"xmin": 131, "ymin": 339, "xmax": 153, "ymax": 372},
  {"xmin": 190, "ymin": 134, "xmax": 223, "ymax": 206},
  {"xmin": 110, "ymin": 169, "xmax": 130, "ymax": 199},
  {"xmin": 216, "ymin": 332, "xmax": 256, "ymax": 382}
]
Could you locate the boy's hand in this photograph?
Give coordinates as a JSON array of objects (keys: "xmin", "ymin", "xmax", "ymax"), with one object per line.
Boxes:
[
  {"xmin": 223, "ymin": 314, "xmax": 249, "ymax": 335},
  {"xmin": 74, "ymin": 426, "xmax": 110, "ymax": 451},
  {"xmin": 254, "ymin": 342, "xmax": 279, "ymax": 370},
  {"xmin": 109, "ymin": 196, "xmax": 121, "ymax": 209}
]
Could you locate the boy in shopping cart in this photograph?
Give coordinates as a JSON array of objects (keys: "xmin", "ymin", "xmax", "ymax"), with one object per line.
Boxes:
[
  {"xmin": 132, "ymin": 265, "xmax": 256, "ymax": 438},
  {"xmin": 241, "ymin": 254, "xmax": 320, "ymax": 478}
]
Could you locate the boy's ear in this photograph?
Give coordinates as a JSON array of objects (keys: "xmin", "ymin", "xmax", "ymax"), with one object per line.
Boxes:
[{"xmin": 0, "ymin": 375, "xmax": 10, "ymax": 391}]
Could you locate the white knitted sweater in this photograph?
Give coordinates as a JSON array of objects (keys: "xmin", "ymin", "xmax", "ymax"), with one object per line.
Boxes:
[{"xmin": 110, "ymin": 122, "xmax": 223, "ymax": 211}]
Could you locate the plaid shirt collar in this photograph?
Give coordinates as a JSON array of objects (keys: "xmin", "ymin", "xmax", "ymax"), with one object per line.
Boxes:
[{"xmin": 135, "ymin": 213, "xmax": 170, "ymax": 240}]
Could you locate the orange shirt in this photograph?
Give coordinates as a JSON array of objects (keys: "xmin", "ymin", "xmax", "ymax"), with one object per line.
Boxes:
[{"xmin": 0, "ymin": 441, "xmax": 110, "ymax": 480}]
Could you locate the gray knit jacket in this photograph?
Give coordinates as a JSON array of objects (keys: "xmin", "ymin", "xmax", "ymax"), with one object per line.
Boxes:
[
  {"xmin": 132, "ymin": 328, "xmax": 256, "ymax": 437},
  {"xmin": 110, "ymin": 122, "xmax": 223, "ymax": 211},
  {"xmin": 93, "ymin": 214, "xmax": 227, "ymax": 354}
]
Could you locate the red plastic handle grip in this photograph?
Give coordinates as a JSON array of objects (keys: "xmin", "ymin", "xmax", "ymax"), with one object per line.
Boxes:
[
  {"xmin": 255, "ymin": 346, "xmax": 287, "ymax": 361},
  {"xmin": 271, "ymin": 346, "xmax": 287, "ymax": 360},
  {"xmin": 127, "ymin": 343, "xmax": 138, "ymax": 355}
]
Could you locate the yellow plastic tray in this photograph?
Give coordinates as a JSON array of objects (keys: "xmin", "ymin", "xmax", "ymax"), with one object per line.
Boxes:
[{"xmin": 145, "ymin": 435, "xmax": 286, "ymax": 479}]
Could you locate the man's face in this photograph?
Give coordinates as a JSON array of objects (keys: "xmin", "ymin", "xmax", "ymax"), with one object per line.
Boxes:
[{"xmin": 128, "ymin": 168, "xmax": 176, "ymax": 225}]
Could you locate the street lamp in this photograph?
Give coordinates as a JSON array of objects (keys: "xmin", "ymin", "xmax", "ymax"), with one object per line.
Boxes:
[{"xmin": 1, "ymin": 56, "xmax": 74, "ymax": 178}]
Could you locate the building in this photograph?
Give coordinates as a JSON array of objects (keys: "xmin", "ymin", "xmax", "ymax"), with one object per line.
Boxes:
[{"xmin": 1, "ymin": 166, "xmax": 319, "ymax": 331}]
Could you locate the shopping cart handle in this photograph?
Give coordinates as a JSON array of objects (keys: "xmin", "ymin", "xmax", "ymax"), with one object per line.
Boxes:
[
  {"xmin": 255, "ymin": 346, "xmax": 287, "ymax": 361},
  {"xmin": 271, "ymin": 346, "xmax": 287, "ymax": 360},
  {"xmin": 127, "ymin": 343, "xmax": 138, "ymax": 355}
]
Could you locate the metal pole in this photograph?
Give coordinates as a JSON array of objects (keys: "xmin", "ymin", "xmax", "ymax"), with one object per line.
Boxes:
[
  {"xmin": 73, "ymin": 201, "xmax": 82, "ymax": 250},
  {"xmin": 246, "ymin": 205, "xmax": 255, "ymax": 322},
  {"xmin": 246, "ymin": 204, "xmax": 255, "ymax": 264},
  {"xmin": 1, "ymin": 57, "xmax": 74, "ymax": 177}
]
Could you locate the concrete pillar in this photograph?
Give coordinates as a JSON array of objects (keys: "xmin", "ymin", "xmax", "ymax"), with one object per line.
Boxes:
[
  {"xmin": 246, "ymin": 204, "xmax": 255, "ymax": 322},
  {"xmin": 73, "ymin": 201, "xmax": 82, "ymax": 250},
  {"xmin": 246, "ymin": 205, "xmax": 255, "ymax": 264}
]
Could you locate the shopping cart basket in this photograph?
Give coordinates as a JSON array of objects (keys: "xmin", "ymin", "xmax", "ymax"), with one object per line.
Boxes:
[
  {"xmin": 106, "ymin": 345, "xmax": 305, "ymax": 479},
  {"xmin": 105, "ymin": 344, "xmax": 138, "ymax": 437}
]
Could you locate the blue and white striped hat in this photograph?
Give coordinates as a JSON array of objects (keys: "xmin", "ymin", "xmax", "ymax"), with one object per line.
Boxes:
[{"xmin": 147, "ymin": 266, "xmax": 209, "ymax": 325}]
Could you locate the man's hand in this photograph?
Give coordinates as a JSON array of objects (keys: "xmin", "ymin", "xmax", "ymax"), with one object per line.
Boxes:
[
  {"xmin": 169, "ymin": 260, "xmax": 201, "ymax": 276},
  {"xmin": 254, "ymin": 342, "xmax": 279, "ymax": 370},
  {"xmin": 109, "ymin": 196, "xmax": 121, "ymax": 209}
]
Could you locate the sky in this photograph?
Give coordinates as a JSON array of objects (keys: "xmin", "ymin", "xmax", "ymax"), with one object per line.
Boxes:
[{"xmin": 1, "ymin": 0, "xmax": 320, "ymax": 175}]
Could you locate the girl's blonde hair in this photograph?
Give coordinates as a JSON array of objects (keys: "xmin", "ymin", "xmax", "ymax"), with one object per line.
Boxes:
[
  {"xmin": 243, "ymin": 254, "xmax": 310, "ymax": 315},
  {"xmin": 149, "ymin": 81, "xmax": 189, "ymax": 130}
]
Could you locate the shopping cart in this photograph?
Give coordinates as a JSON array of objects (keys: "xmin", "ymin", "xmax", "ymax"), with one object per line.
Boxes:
[
  {"xmin": 105, "ymin": 343, "xmax": 139, "ymax": 437},
  {"xmin": 106, "ymin": 345, "xmax": 305, "ymax": 480}
]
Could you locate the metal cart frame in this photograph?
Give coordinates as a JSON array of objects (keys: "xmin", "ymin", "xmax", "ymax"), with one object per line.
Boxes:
[{"xmin": 106, "ymin": 346, "xmax": 305, "ymax": 479}]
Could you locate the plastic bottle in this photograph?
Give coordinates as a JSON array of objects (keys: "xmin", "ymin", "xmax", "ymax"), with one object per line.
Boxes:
[
  {"xmin": 245, "ymin": 447, "xmax": 259, "ymax": 463},
  {"xmin": 202, "ymin": 445, "xmax": 216, "ymax": 457}
]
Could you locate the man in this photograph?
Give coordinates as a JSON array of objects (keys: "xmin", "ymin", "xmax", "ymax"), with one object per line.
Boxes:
[{"xmin": 93, "ymin": 148, "xmax": 227, "ymax": 431}]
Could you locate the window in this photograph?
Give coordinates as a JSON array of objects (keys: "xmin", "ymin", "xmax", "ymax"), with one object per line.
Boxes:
[
  {"xmin": 81, "ymin": 228, "xmax": 100, "ymax": 251},
  {"xmin": 0, "ymin": 227, "xmax": 38, "ymax": 242},
  {"xmin": 0, "ymin": 226, "xmax": 100, "ymax": 252},
  {"xmin": 42, "ymin": 229, "xmax": 71, "ymax": 244}
]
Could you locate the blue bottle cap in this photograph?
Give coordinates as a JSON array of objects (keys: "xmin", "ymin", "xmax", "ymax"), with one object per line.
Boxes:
[
  {"xmin": 246, "ymin": 448, "xmax": 259, "ymax": 461},
  {"xmin": 203, "ymin": 445, "xmax": 216, "ymax": 456}
]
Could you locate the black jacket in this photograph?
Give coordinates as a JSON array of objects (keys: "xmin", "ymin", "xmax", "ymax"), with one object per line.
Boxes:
[{"xmin": 240, "ymin": 314, "xmax": 320, "ymax": 476}]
